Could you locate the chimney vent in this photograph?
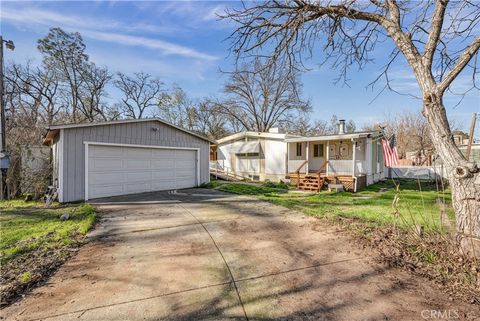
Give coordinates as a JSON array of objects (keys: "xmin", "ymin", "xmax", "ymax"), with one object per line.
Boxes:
[{"xmin": 338, "ymin": 120, "xmax": 346, "ymax": 134}]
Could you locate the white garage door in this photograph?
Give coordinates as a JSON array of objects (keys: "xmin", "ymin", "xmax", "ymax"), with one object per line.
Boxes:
[{"xmin": 86, "ymin": 144, "xmax": 197, "ymax": 199}]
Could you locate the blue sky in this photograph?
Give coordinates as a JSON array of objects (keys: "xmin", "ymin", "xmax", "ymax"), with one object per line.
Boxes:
[{"xmin": 1, "ymin": 0, "xmax": 479, "ymax": 132}]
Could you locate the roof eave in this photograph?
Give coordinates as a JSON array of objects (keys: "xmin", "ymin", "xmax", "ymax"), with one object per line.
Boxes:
[
  {"xmin": 216, "ymin": 131, "xmax": 287, "ymax": 144},
  {"xmin": 285, "ymin": 131, "xmax": 383, "ymax": 143},
  {"xmin": 46, "ymin": 118, "xmax": 214, "ymax": 144},
  {"xmin": 42, "ymin": 129, "xmax": 60, "ymax": 146}
]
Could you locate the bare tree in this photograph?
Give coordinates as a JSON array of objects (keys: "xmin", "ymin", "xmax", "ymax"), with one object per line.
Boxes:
[
  {"xmin": 194, "ymin": 99, "xmax": 231, "ymax": 139},
  {"xmin": 38, "ymin": 27, "xmax": 89, "ymax": 122},
  {"xmin": 157, "ymin": 85, "xmax": 196, "ymax": 130},
  {"xmin": 327, "ymin": 115, "xmax": 356, "ymax": 133},
  {"xmin": 77, "ymin": 64, "xmax": 113, "ymax": 122},
  {"xmin": 223, "ymin": 0, "xmax": 480, "ymax": 240},
  {"xmin": 280, "ymin": 112, "xmax": 329, "ymax": 136},
  {"xmin": 4, "ymin": 68, "xmax": 52, "ymax": 197},
  {"xmin": 364, "ymin": 110, "xmax": 433, "ymax": 161},
  {"xmin": 5, "ymin": 63, "xmax": 64, "ymax": 124},
  {"xmin": 114, "ymin": 72, "xmax": 163, "ymax": 119},
  {"xmin": 282, "ymin": 113, "xmax": 356, "ymax": 135},
  {"xmin": 222, "ymin": 58, "xmax": 311, "ymax": 132}
]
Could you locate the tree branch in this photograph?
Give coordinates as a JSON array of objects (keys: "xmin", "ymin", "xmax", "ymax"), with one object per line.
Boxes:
[
  {"xmin": 423, "ymin": 0, "xmax": 449, "ymax": 68},
  {"xmin": 438, "ymin": 36, "xmax": 480, "ymax": 93}
]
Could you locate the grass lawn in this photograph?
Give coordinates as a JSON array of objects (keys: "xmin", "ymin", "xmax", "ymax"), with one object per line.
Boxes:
[
  {"xmin": 203, "ymin": 179, "xmax": 480, "ymax": 303},
  {"xmin": 0, "ymin": 200, "xmax": 96, "ymax": 265},
  {"xmin": 203, "ymin": 179, "xmax": 455, "ymax": 232}
]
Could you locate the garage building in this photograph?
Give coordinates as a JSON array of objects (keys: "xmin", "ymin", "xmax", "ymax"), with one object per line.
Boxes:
[{"xmin": 43, "ymin": 118, "xmax": 211, "ymax": 202}]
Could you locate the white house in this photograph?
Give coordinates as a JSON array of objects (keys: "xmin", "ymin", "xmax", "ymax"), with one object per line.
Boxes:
[
  {"xmin": 212, "ymin": 121, "xmax": 386, "ymax": 191},
  {"xmin": 213, "ymin": 128, "xmax": 294, "ymax": 182},
  {"xmin": 285, "ymin": 120, "xmax": 385, "ymax": 191}
]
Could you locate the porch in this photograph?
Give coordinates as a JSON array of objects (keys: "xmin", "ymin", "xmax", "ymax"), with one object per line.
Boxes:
[
  {"xmin": 288, "ymin": 159, "xmax": 367, "ymax": 176},
  {"xmin": 286, "ymin": 137, "xmax": 369, "ymax": 192}
]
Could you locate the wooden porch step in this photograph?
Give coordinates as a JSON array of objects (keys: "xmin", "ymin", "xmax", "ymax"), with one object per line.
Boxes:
[
  {"xmin": 299, "ymin": 184, "xmax": 320, "ymax": 188},
  {"xmin": 299, "ymin": 187, "xmax": 320, "ymax": 190},
  {"xmin": 296, "ymin": 176, "xmax": 325, "ymax": 192}
]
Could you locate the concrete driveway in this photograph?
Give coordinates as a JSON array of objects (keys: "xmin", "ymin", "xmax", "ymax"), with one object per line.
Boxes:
[{"xmin": 2, "ymin": 189, "xmax": 475, "ymax": 321}]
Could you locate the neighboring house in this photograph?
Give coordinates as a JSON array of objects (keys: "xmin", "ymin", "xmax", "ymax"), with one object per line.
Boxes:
[
  {"xmin": 285, "ymin": 120, "xmax": 385, "ymax": 191},
  {"xmin": 459, "ymin": 144, "xmax": 480, "ymax": 163},
  {"xmin": 452, "ymin": 130, "xmax": 470, "ymax": 146},
  {"xmin": 43, "ymin": 118, "xmax": 211, "ymax": 202},
  {"xmin": 404, "ymin": 150, "xmax": 434, "ymax": 166},
  {"xmin": 453, "ymin": 130, "xmax": 479, "ymax": 162},
  {"xmin": 403, "ymin": 130, "xmax": 476, "ymax": 166},
  {"xmin": 213, "ymin": 128, "xmax": 294, "ymax": 182}
]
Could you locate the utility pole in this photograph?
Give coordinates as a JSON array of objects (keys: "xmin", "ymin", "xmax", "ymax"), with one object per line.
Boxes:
[
  {"xmin": 0, "ymin": 36, "xmax": 15, "ymax": 200},
  {"xmin": 466, "ymin": 112, "xmax": 477, "ymax": 161}
]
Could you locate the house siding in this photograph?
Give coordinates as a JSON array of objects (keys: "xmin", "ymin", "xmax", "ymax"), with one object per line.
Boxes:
[
  {"xmin": 216, "ymin": 135, "xmax": 286, "ymax": 182},
  {"xmin": 264, "ymin": 139, "xmax": 287, "ymax": 180},
  {"xmin": 60, "ymin": 120, "xmax": 210, "ymax": 202}
]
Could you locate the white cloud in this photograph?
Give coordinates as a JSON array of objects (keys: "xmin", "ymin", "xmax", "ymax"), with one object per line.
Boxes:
[
  {"xmin": 132, "ymin": 1, "xmax": 232, "ymax": 28},
  {"xmin": 2, "ymin": 6, "xmax": 183, "ymax": 34},
  {"xmin": 0, "ymin": 7, "xmax": 162, "ymax": 33},
  {"xmin": 83, "ymin": 30, "xmax": 218, "ymax": 61},
  {"xmin": 1, "ymin": 6, "xmax": 217, "ymax": 61},
  {"xmin": 201, "ymin": 4, "xmax": 226, "ymax": 21}
]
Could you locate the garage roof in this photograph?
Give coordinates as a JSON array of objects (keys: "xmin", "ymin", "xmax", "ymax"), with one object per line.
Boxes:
[{"xmin": 43, "ymin": 118, "xmax": 214, "ymax": 145}]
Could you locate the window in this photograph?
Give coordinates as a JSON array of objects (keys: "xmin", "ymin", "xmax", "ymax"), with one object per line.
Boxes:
[
  {"xmin": 296, "ymin": 143, "xmax": 302, "ymax": 157},
  {"xmin": 313, "ymin": 144, "xmax": 324, "ymax": 158}
]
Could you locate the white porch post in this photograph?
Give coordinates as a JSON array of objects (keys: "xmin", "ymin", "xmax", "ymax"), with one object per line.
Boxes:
[
  {"xmin": 326, "ymin": 141, "xmax": 329, "ymax": 176},
  {"xmin": 286, "ymin": 142, "xmax": 290, "ymax": 174},
  {"xmin": 352, "ymin": 139, "xmax": 357, "ymax": 192},
  {"xmin": 352, "ymin": 139, "xmax": 356, "ymax": 178},
  {"xmin": 366, "ymin": 139, "xmax": 373, "ymax": 185},
  {"xmin": 305, "ymin": 142, "xmax": 309, "ymax": 173}
]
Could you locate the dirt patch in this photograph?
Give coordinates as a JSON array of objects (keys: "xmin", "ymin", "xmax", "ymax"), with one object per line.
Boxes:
[
  {"xmin": 0, "ymin": 234, "xmax": 88, "ymax": 307},
  {"xmin": 336, "ymin": 218, "xmax": 480, "ymax": 305}
]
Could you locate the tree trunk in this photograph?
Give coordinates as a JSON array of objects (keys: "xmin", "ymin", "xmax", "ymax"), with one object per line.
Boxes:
[
  {"xmin": 450, "ymin": 174, "xmax": 480, "ymax": 237},
  {"xmin": 423, "ymin": 94, "xmax": 480, "ymax": 242}
]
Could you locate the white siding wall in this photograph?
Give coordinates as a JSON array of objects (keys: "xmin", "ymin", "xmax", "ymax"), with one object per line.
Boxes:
[
  {"xmin": 264, "ymin": 139, "xmax": 287, "ymax": 179},
  {"xmin": 217, "ymin": 142, "xmax": 234, "ymax": 172},
  {"xmin": 217, "ymin": 137, "xmax": 287, "ymax": 181}
]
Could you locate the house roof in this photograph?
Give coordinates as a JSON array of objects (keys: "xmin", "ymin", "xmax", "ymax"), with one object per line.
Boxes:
[
  {"xmin": 43, "ymin": 118, "xmax": 214, "ymax": 145},
  {"xmin": 452, "ymin": 130, "xmax": 469, "ymax": 138},
  {"xmin": 216, "ymin": 131, "xmax": 299, "ymax": 144},
  {"xmin": 285, "ymin": 130, "xmax": 384, "ymax": 143}
]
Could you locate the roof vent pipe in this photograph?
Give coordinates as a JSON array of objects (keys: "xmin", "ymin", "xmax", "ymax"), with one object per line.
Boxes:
[{"xmin": 338, "ymin": 119, "xmax": 346, "ymax": 134}]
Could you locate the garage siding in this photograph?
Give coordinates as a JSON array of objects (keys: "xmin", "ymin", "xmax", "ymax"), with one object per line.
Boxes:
[{"xmin": 61, "ymin": 120, "xmax": 210, "ymax": 202}]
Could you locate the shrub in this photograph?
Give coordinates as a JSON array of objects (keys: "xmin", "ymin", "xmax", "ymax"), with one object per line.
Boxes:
[{"xmin": 262, "ymin": 180, "xmax": 289, "ymax": 190}]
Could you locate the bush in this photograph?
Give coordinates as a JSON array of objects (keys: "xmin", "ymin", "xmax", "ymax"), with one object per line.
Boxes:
[{"xmin": 262, "ymin": 180, "xmax": 289, "ymax": 190}]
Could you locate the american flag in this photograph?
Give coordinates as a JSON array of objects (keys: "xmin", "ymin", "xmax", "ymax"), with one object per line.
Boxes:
[{"xmin": 381, "ymin": 135, "xmax": 399, "ymax": 167}]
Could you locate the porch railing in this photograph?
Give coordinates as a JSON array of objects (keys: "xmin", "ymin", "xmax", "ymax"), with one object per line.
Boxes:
[
  {"xmin": 288, "ymin": 159, "xmax": 307, "ymax": 173},
  {"xmin": 210, "ymin": 160, "xmax": 260, "ymax": 181},
  {"xmin": 327, "ymin": 160, "xmax": 367, "ymax": 176}
]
